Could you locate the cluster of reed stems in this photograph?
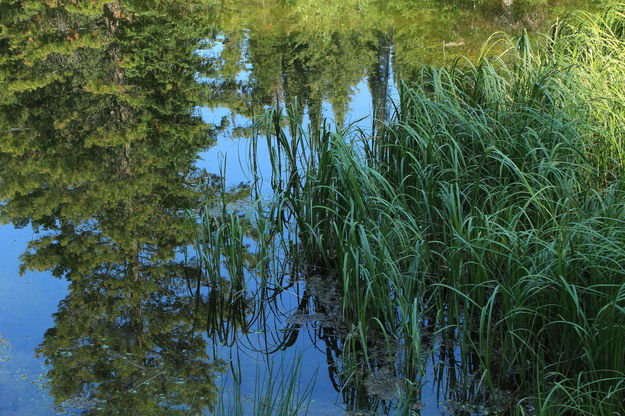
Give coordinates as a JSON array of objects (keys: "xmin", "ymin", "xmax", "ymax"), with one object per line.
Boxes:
[{"xmin": 200, "ymin": 5, "xmax": 625, "ymax": 414}]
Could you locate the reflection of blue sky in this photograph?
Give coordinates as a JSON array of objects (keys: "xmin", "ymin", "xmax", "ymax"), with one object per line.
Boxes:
[
  {"xmin": 0, "ymin": 225, "xmax": 69, "ymax": 415},
  {"xmin": 195, "ymin": 75, "xmax": 380, "ymax": 189},
  {"xmin": 195, "ymin": 35, "xmax": 225, "ymax": 59}
]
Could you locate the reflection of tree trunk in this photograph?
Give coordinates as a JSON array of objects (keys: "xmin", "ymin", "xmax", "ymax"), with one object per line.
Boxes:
[
  {"xmin": 104, "ymin": 2, "xmax": 122, "ymax": 33},
  {"xmin": 128, "ymin": 240, "xmax": 140, "ymax": 280},
  {"xmin": 104, "ymin": 1, "xmax": 133, "ymax": 177},
  {"xmin": 111, "ymin": 61, "xmax": 131, "ymax": 177},
  {"xmin": 282, "ymin": 53, "xmax": 306, "ymax": 127},
  {"xmin": 330, "ymin": 34, "xmax": 347, "ymax": 130},
  {"xmin": 104, "ymin": 2, "xmax": 138, "ymax": 282},
  {"xmin": 308, "ymin": 94, "xmax": 323, "ymax": 143},
  {"xmin": 369, "ymin": 32, "xmax": 392, "ymax": 135}
]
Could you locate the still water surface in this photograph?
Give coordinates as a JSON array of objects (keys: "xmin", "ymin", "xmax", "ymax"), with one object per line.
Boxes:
[{"xmin": 0, "ymin": 1, "xmax": 603, "ymax": 414}]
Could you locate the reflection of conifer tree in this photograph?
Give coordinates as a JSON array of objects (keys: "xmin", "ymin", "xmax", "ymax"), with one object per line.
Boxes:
[
  {"xmin": 368, "ymin": 32, "xmax": 392, "ymax": 134},
  {"xmin": 37, "ymin": 264, "xmax": 223, "ymax": 415},
  {"xmin": 206, "ymin": 23, "xmax": 376, "ymax": 133},
  {"xmin": 0, "ymin": 1, "xmax": 234, "ymax": 413},
  {"xmin": 0, "ymin": 0, "xmax": 220, "ymax": 266}
]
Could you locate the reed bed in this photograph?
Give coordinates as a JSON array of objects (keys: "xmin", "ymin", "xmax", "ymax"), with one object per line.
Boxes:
[{"xmin": 201, "ymin": 5, "xmax": 625, "ymax": 414}]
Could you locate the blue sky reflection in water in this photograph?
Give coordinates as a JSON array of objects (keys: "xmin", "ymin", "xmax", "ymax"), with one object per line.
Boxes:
[
  {"xmin": 0, "ymin": 225, "xmax": 68, "ymax": 414},
  {"xmin": 0, "ymin": 0, "xmax": 608, "ymax": 414}
]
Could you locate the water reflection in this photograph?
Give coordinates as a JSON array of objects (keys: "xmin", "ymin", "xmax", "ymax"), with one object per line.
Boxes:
[
  {"xmin": 0, "ymin": 0, "xmax": 599, "ymax": 414},
  {"xmin": 37, "ymin": 268, "xmax": 223, "ymax": 414},
  {"xmin": 204, "ymin": 0, "xmax": 581, "ymax": 135},
  {"xmin": 1, "ymin": 1, "xmax": 230, "ymax": 413}
]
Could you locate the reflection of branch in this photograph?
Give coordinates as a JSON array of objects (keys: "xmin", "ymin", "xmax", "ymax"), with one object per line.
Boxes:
[
  {"xmin": 108, "ymin": 351, "xmax": 148, "ymax": 371},
  {"xmin": 130, "ymin": 370, "xmax": 166, "ymax": 390},
  {"xmin": 266, "ymin": 292, "xmax": 310, "ymax": 353}
]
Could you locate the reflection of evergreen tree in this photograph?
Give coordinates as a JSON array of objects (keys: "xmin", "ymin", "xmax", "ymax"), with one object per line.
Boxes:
[
  {"xmin": 0, "ymin": 1, "xmax": 232, "ymax": 413},
  {"xmin": 204, "ymin": 0, "xmax": 565, "ymax": 130},
  {"xmin": 0, "ymin": 0, "xmax": 221, "ymax": 270},
  {"xmin": 207, "ymin": 24, "xmax": 376, "ymax": 130},
  {"xmin": 37, "ymin": 264, "xmax": 223, "ymax": 415},
  {"xmin": 0, "ymin": 2, "xmax": 218, "ymax": 243},
  {"xmin": 368, "ymin": 32, "xmax": 393, "ymax": 133}
]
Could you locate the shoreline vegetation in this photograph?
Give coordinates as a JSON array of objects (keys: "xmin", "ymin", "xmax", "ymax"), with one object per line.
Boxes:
[{"xmin": 203, "ymin": 4, "xmax": 625, "ymax": 415}]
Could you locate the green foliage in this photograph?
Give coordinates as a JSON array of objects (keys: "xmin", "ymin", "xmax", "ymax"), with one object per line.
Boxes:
[
  {"xmin": 37, "ymin": 265, "xmax": 225, "ymax": 415},
  {"xmin": 0, "ymin": 0, "xmax": 221, "ymax": 273},
  {"xmin": 1, "ymin": 0, "xmax": 620, "ymax": 414}
]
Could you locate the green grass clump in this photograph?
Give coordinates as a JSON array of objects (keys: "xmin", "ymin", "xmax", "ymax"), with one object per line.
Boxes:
[{"xmin": 203, "ymin": 4, "xmax": 625, "ymax": 415}]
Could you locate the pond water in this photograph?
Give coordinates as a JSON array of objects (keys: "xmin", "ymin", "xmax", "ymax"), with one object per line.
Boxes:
[{"xmin": 0, "ymin": 1, "xmax": 605, "ymax": 414}]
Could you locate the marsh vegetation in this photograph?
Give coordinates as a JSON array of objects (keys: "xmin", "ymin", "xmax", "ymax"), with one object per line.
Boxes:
[{"xmin": 202, "ymin": 5, "xmax": 625, "ymax": 415}]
